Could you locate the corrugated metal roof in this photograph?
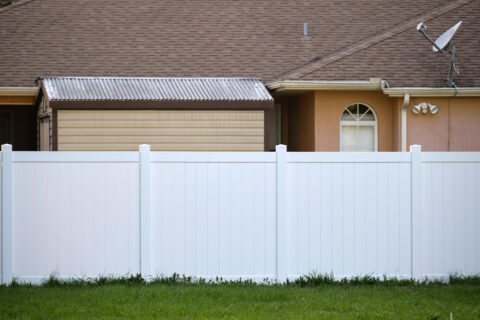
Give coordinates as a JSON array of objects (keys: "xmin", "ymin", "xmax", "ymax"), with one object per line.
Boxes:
[{"xmin": 42, "ymin": 77, "xmax": 273, "ymax": 102}]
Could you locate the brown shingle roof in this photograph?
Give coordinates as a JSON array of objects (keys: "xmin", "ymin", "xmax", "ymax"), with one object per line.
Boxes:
[
  {"xmin": 293, "ymin": 0, "xmax": 480, "ymax": 87},
  {"xmin": 0, "ymin": 0, "xmax": 478, "ymax": 87}
]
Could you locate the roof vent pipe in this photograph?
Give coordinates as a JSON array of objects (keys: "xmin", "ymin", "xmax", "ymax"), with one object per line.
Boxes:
[{"xmin": 304, "ymin": 23, "xmax": 308, "ymax": 36}]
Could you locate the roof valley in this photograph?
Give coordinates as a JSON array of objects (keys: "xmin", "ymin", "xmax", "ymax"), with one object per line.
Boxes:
[{"xmin": 274, "ymin": 0, "xmax": 474, "ymax": 81}]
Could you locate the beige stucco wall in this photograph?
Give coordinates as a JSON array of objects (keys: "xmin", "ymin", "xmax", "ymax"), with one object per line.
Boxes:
[
  {"xmin": 280, "ymin": 91, "xmax": 480, "ymax": 152},
  {"xmin": 313, "ymin": 91, "xmax": 394, "ymax": 151},
  {"xmin": 57, "ymin": 110, "xmax": 265, "ymax": 151},
  {"xmin": 407, "ymin": 97, "xmax": 480, "ymax": 151}
]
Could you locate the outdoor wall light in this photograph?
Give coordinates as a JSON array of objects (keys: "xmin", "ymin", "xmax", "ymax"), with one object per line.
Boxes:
[
  {"xmin": 412, "ymin": 102, "xmax": 438, "ymax": 115},
  {"xmin": 429, "ymin": 104, "xmax": 439, "ymax": 114}
]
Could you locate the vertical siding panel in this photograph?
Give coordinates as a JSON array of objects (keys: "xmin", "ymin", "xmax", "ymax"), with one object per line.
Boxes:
[
  {"xmin": 422, "ymin": 163, "xmax": 433, "ymax": 276},
  {"xmin": 251, "ymin": 163, "xmax": 265, "ymax": 277},
  {"xmin": 45, "ymin": 163, "xmax": 57, "ymax": 276},
  {"xmin": 26, "ymin": 162, "xmax": 37, "ymax": 276},
  {"xmin": 229, "ymin": 163, "xmax": 242, "ymax": 277},
  {"xmin": 465, "ymin": 163, "xmax": 476, "ymax": 274},
  {"xmin": 353, "ymin": 163, "xmax": 366, "ymax": 275},
  {"xmin": 399, "ymin": 163, "xmax": 412, "ymax": 276},
  {"xmin": 287, "ymin": 163, "xmax": 298, "ymax": 276},
  {"xmin": 309, "ymin": 163, "xmax": 322, "ymax": 273},
  {"xmin": 13, "ymin": 163, "xmax": 26, "ymax": 276},
  {"xmin": 431, "ymin": 163, "xmax": 444, "ymax": 276},
  {"xmin": 37, "ymin": 163, "xmax": 49, "ymax": 276},
  {"xmin": 184, "ymin": 162, "xmax": 197, "ymax": 276},
  {"xmin": 32, "ymin": 163, "xmax": 40, "ymax": 276},
  {"xmin": 320, "ymin": 163, "xmax": 333, "ymax": 274},
  {"xmin": 376, "ymin": 163, "xmax": 388, "ymax": 275},
  {"xmin": 175, "ymin": 163, "xmax": 187, "ymax": 275},
  {"xmin": 265, "ymin": 163, "xmax": 276, "ymax": 276},
  {"xmin": 243, "ymin": 163, "xmax": 255, "ymax": 276},
  {"xmin": 195, "ymin": 163, "xmax": 208, "ymax": 276},
  {"xmin": 110, "ymin": 163, "xmax": 119, "ymax": 275},
  {"xmin": 365, "ymin": 162, "xmax": 377, "ymax": 274},
  {"xmin": 103, "ymin": 163, "xmax": 111, "ymax": 274},
  {"xmin": 58, "ymin": 163, "xmax": 69, "ymax": 276},
  {"xmin": 297, "ymin": 163, "xmax": 310, "ymax": 275},
  {"xmin": 129, "ymin": 163, "xmax": 140, "ymax": 274},
  {"xmin": 69, "ymin": 163, "xmax": 82, "ymax": 275},
  {"xmin": 103, "ymin": 163, "xmax": 114, "ymax": 274},
  {"xmin": 207, "ymin": 163, "xmax": 220, "ymax": 277},
  {"xmin": 218, "ymin": 163, "xmax": 231, "ymax": 277},
  {"xmin": 160, "ymin": 163, "xmax": 172, "ymax": 274},
  {"xmin": 454, "ymin": 163, "xmax": 466, "ymax": 272},
  {"xmin": 343, "ymin": 163, "xmax": 355, "ymax": 276},
  {"xmin": 387, "ymin": 163, "xmax": 400, "ymax": 276},
  {"xmin": 443, "ymin": 163, "xmax": 455, "ymax": 274},
  {"xmin": 92, "ymin": 163, "xmax": 103, "ymax": 275},
  {"xmin": 150, "ymin": 163, "xmax": 160, "ymax": 274},
  {"xmin": 114, "ymin": 163, "xmax": 123, "ymax": 275},
  {"xmin": 477, "ymin": 163, "xmax": 480, "ymax": 273},
  {"xmin": 332, "ymin": 163, "xmax": 343, "ymax": 275},
  {"xmin": 161, "ymin": 162, "xmax": 171, "ymax": 275},
  {"xmin": 116, "ymin": 163, "xmax": 129, "ymax": 275}
]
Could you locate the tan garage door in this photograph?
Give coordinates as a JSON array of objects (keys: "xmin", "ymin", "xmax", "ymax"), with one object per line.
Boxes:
[{"xmin": 57, "ymin": 110, "xmax": 265, "ymax": 151}]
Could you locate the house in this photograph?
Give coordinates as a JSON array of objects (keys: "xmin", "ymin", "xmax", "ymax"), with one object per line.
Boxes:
[{"xmin": 0, "ymin": 0, "xmax": 479, "ymax": 151}]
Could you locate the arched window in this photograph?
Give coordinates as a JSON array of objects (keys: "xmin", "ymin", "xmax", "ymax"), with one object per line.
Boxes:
[{"xmin": 340, "ymin": 103, "xmax": 377, "ymax": 152}]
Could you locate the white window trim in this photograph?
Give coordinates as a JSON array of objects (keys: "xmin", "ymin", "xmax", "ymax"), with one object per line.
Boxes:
[{"xmin": 339, "ymin": 103, "xmax": 378, "ymax": 152}]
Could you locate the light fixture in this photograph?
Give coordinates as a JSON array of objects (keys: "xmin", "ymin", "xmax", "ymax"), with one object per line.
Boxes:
[
  {"xmin": 412, "ymin": 102, "xmax": 439, "ymax": 115},
  {"xmin": 421, "ymin": 103, "xmax": 428, "ymax": 114},
  {"xmin": 412, "ymin": 102, "xmax": 423, "ymax": 114}
]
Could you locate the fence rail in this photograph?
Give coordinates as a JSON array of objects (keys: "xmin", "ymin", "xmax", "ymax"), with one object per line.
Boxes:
[{"xmin": 1, "ymin": 144, "xmax": 479, "ymax": 284}]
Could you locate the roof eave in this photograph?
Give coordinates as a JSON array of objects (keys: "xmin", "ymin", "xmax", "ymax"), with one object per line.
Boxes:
[
  {"xmin": 383, "ymin": 87, "xmax": 480, "ymax": 97},
  {"xmin": 0, "ymin": 87, "xmax": 38, "ymax": 96},
  {"xmin": 266, "ymin": 78, "xmax": 384, "ymax": 92},
  {"xmin": 0, "ymin": 86, "xmax": 38, "ymax": 105}
]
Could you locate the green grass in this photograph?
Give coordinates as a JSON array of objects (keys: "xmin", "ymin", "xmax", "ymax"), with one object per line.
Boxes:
[{"xmin": 1, "ymin": 274, "xmax": 479, "ymax": 319}]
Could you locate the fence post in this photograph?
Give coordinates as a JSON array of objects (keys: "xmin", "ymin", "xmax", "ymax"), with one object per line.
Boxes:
[
  {"xmin": 140, "ymin": 144, "xmax": 151, "ymax": 279},
  {"xmin": 1, "ymin": 144, "xmax": 13, "ymax": 284},
  {"xmin": 410, "ymin": 145, "xmax": 422, "ymax": 280},
  {"xmin": 276, "ymin": 144, "xmax": 287, "ymax": 283}
]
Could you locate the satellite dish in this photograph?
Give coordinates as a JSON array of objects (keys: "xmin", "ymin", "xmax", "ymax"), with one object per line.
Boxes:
[
  {"xmin": 433, "ymin": 21, "xmax": 462, "ymax": 52},
  {"xmin": 416, "ymin": 20, "xmax": 463, "ymax": 87}
]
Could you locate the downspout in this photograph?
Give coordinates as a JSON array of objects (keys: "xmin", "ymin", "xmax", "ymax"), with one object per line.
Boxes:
[{"xmin": 401, "ymin": 94, "xmax": 409, "ymax": 152}]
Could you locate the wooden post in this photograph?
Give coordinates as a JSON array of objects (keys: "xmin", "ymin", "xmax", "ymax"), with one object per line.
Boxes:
[
  {"xmin": 276, "ymin": 144, "xmax": 287, "ymax": 283},
  {"xmin": 140, "ymin": 144, "xmax": 151, "ymax": 279},
  {"xmin": 1, "ymin": 144, "xmax": 13, "ymax": 284}
]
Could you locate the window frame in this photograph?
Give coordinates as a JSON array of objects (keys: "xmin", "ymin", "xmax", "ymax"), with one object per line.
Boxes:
[{"xmin": 339, "ymin": 102, "xmax": 378, "ymax": 152}]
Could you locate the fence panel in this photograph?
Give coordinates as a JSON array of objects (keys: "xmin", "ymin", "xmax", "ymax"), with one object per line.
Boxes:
[
  {"xmin": 286, "ymin": 153, "xmax": 412, "ymax": 279},
  {"xmin": 150, "ymin": 153, "xmax": 277, "ymax": 280},
  {"xmin": 12, "ymin": 152, "xmax": 140, "ymax": 282},
  {"xmin": 2, "ymin": 146, "xmax": 480, "ymax": 284},
  {"xmin": 421, "ymin": 153, "xmax": 480, "ymax": 278},
  {"xmin": 0, "ymin": 151, "xmax": 2, "ymax": 283}
]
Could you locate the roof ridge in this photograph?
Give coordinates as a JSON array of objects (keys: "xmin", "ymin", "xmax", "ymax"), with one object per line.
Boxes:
[
  {"xmin": 274, "ymin": 0, "xmax": 474, "ymax": 81},
  {"xmin": 0, "ymin": 0, "xmax": 37, "ymax": 15}
]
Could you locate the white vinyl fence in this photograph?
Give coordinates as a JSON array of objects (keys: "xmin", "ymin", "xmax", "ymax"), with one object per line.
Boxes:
[{"xmin": 1, "ymin": 144, "xmax": 479, "ymax": 284}]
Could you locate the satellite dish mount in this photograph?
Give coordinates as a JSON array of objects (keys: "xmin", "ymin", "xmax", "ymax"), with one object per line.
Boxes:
[{"xmin": 416, "ymin": 21, "xmax": 462, "ymax": 88}]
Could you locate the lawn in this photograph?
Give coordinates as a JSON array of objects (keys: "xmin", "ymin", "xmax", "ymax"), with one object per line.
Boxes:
[{"xmin": 1, "ymin": 276, "xmax": 479, "ymax": 319}]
